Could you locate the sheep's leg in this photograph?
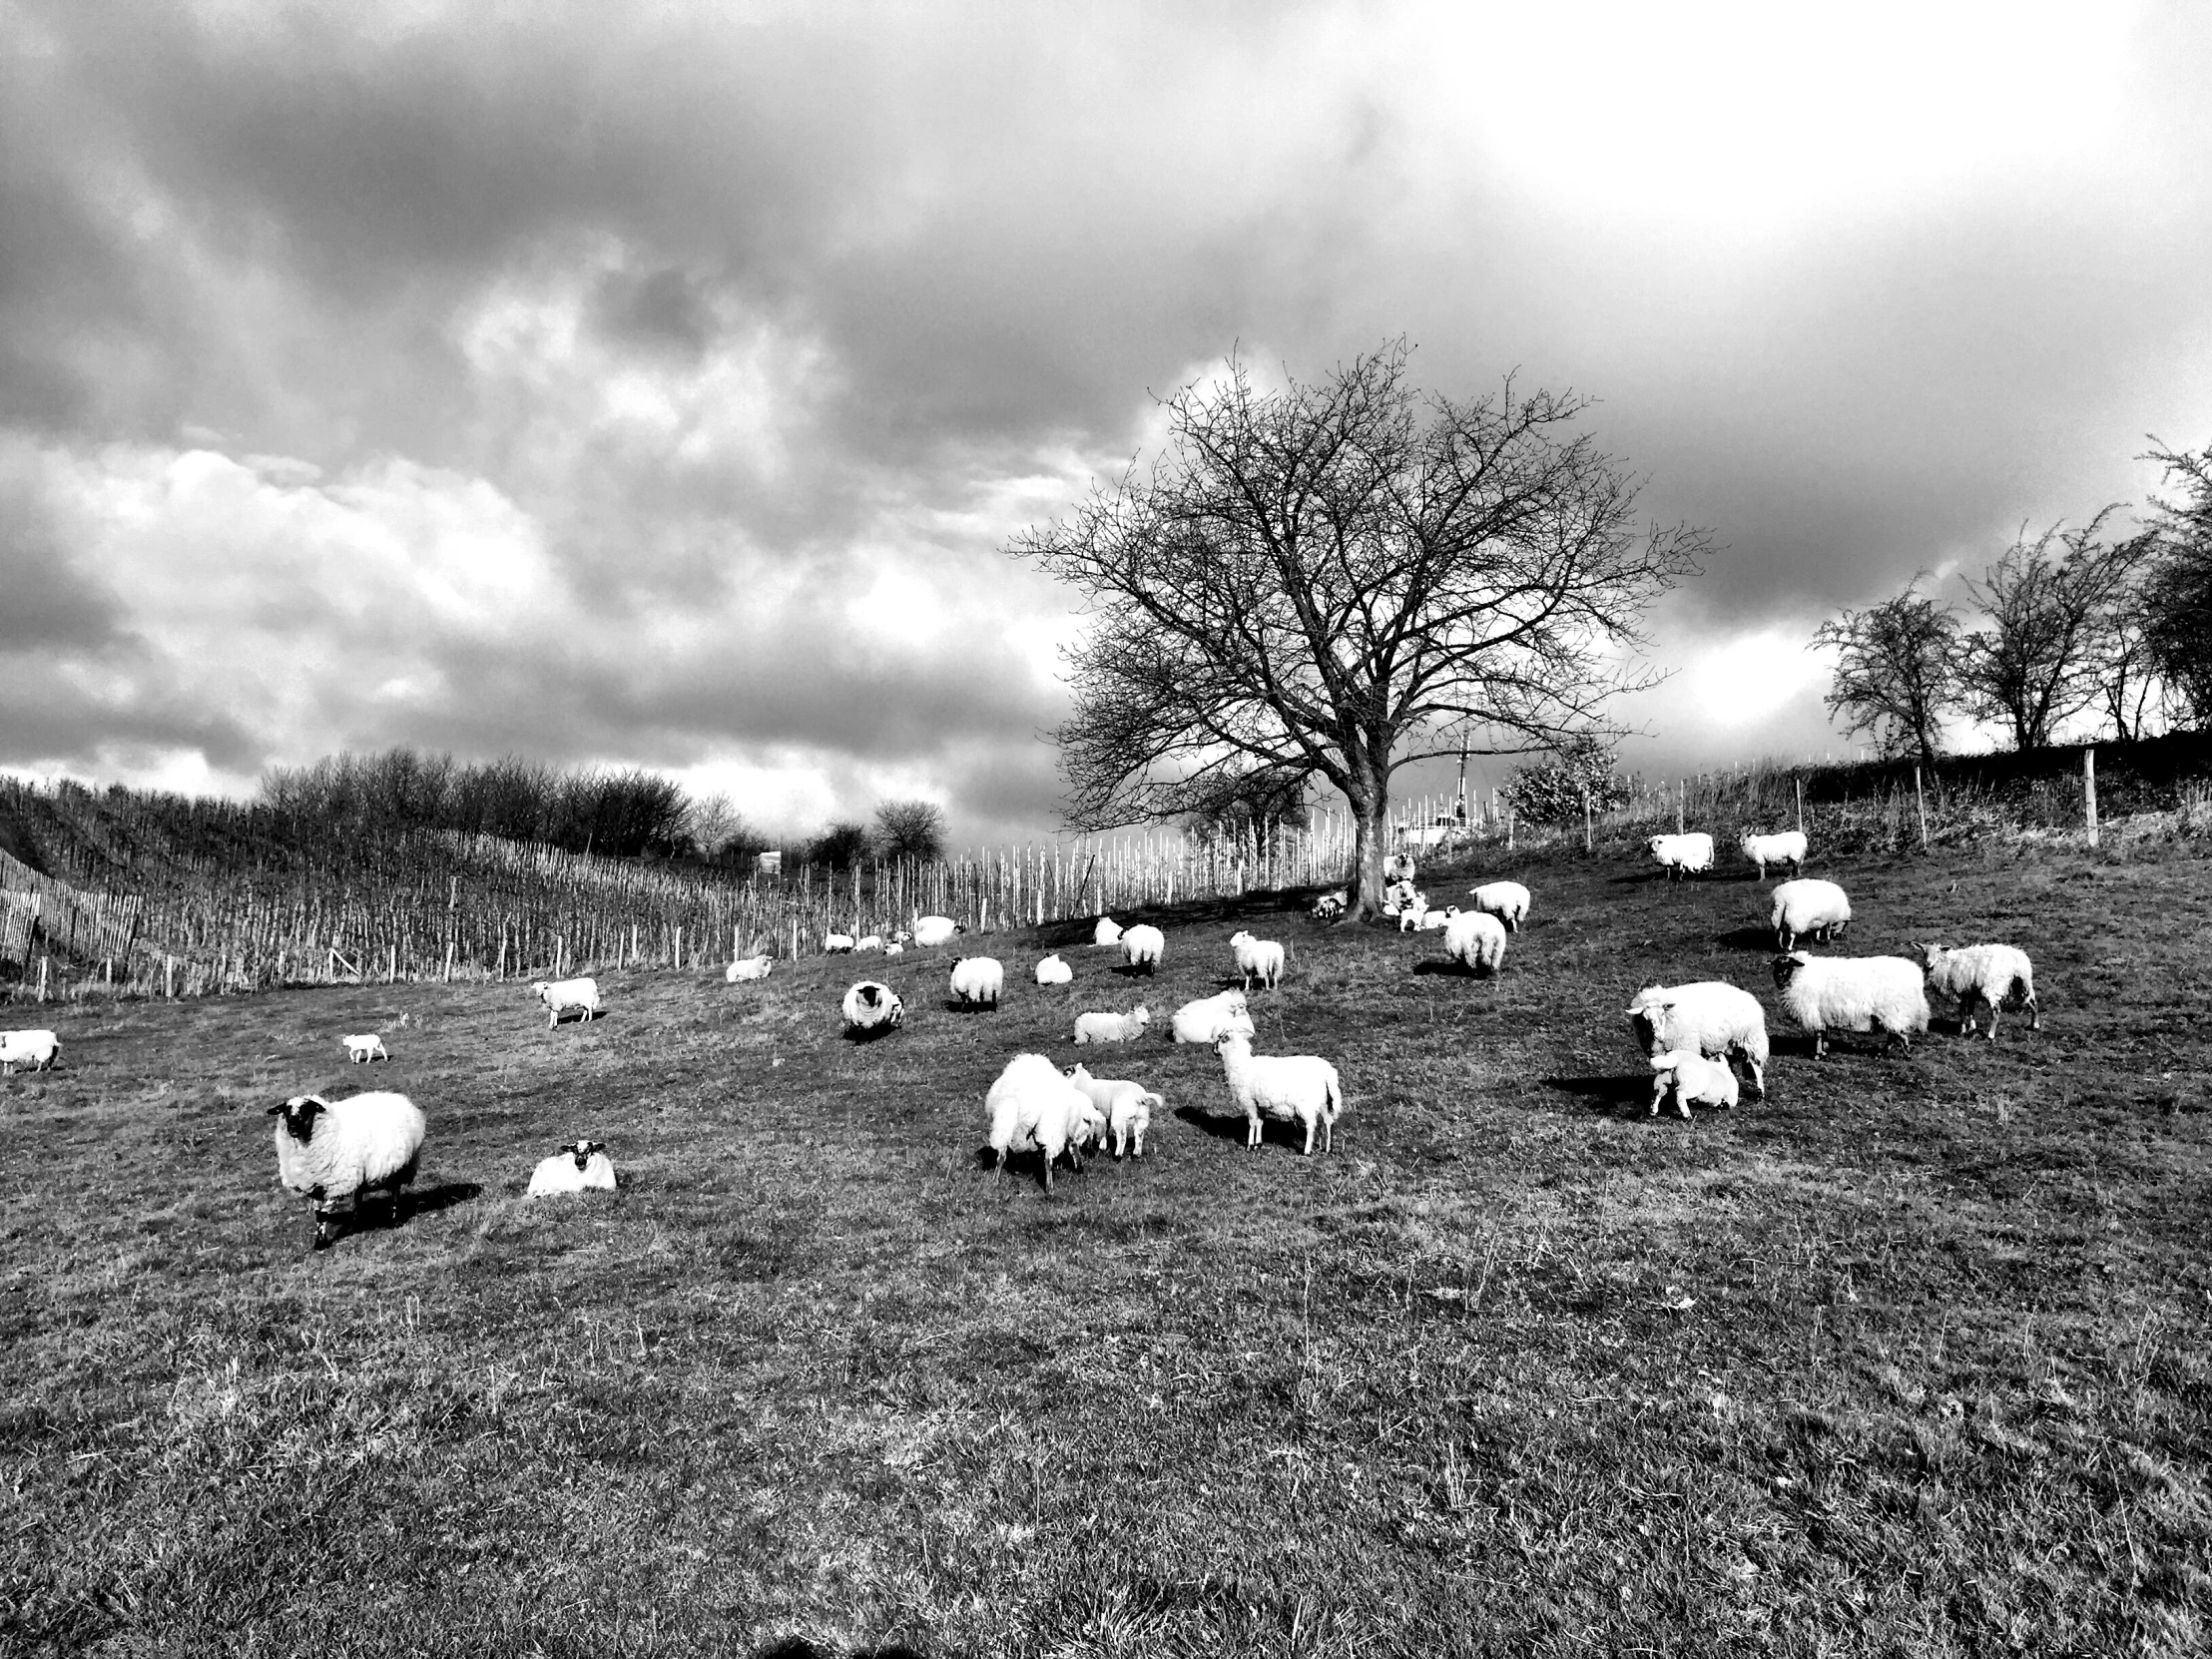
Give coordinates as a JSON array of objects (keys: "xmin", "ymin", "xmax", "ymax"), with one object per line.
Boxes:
[
  {"xmin": 1247, "ymin": 1113, "xmax": 1262, "ymax": 1150},
  {"xmin": 2026, "ymin": 991, "xmax": 2040, "ymax": 1031},
  {"xmin": 1812, "ymin": 1031, "xmax": 1826, "ymax": 1060},
  {"xmin": 1650, "ymin": 1076, "xmax": 1668, "ymax": 1117},
  {"xmin": 1301, "ymin": 1118, "xmax": 1315, "ymax": 1156},
  {"xmin": 1982, "ymin": 994, "xmax": 2001, "ymax": 1040},
  {"xmin": 1322, "ymin": 1117, "xmax": 1333, "ymax": 1154}
]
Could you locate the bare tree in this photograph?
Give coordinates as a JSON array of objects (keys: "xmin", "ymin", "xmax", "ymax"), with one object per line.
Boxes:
[
  {"xmin": 1010, "ymin": 342, "xmax": 1706, "ymax": 918},
  {"xmin": 1812, "ymin": 579, "xmax": 1960, "ymax": 766},
  {"xmin": 873, "ymin": 799, "xmax": 947, "ymax": 863},
  {"xmin": 2140, "ymin": 438, "xmax": 2212, "ymax": 727},
  {"xmin": 2089, "ymin": 560, "xmax": 2167, "ymax": 741}
]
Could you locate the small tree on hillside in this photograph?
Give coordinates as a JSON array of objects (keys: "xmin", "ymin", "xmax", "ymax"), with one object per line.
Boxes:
[
  {"xmin": 808, "ymin": 821, "xmax": 872, "ymax": 870},
  {"xmin": 1500, "ymin": 734, "xmax": 1631, "ymax": 825},
  {"xmin": 873, "ymin": 799, "xmax": 947, "ymax": 863},
  {"xmin": 1812, "ymin": 578, "xmax": 1960, "ymax": 765},
  {"xmin": 2140, "ymin": 438, "xmax": 2212, "ymax": 727}
]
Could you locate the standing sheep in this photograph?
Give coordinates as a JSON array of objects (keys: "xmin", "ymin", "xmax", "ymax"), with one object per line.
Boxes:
[
  {"xmin": 1740, "ymin": 829, "xmax": 1808, "ymax": 878},
  {"xmin": 1771, "ymin": 951, "xmax": 1930, "ymax": 1057},
  {"xmin": 1771, "ymin": 878, "xmax": 1852, "ymax": 952},
  {"xmin": 824, "ymin": 932, "xmax": 857, "ymax": 954},
  {"xmin": 1064, "ymin": 1064, "xmax": 1162, "ymax": 1159},
  {"xmin": 911, "ymin": 915, "xmax": 965, "ymax": 947},
  {"xmin": 1649, "ymin": 1049, "xmax": 1740, "ymax": 1119},
  {"xmin": 985, "ymin": 1053, "xmax": 1101, "ymax": 1194},
  {"xmin": 1120, "ymin": 924, "xmax": 1166, "ymax": 974},
  {"xmin": 1228, "ymin": 930, "xmax": 1285, "ymax": 991},
  {"xmin": 1172, "ymin": 989, "xmax": 1252, "ymax": 1044},
  {"xmin": 531, "ymin": 977, "xmax": 602, "ymax": 1027},
  {"xmin": 1469, "ymin": 880, "xmax": 1530, "ymax": 932},
  {"xmin": 1915, "ymin": 942, "xmax": 2040, "ymax": 1038},
  {"xmin": 949, "ymin": 956, "xmax": 1005, "ymax": 1009},
  {"xmin": 526, "ymin": 1138, "xmax": 618, "ymax": 1196},
  {"xmin": 267, "ymin": 1090, "xmax": 426, "ymax": 1250},
  {"xmin": 1035, "ymin": 954, "xmax": 1074, "ymax": 986},
  {"xmin": 1215, "ymin": 1032, "xmax": 1344, "ymax": 1155},
  {"xmin": 341, "ymin": 1034, "xmax": 389, "ymax": 1064},
  {"xmin": 0, "ymin": 1029, "xmax": 60, "ymax": 1074},
  {"xmin": 1442, "ymin": 910, "xmax": 1508, "ymax": 975},
  {"xmin": 1625, "ymin": 982, "xmax": 1769, "ymax": 1097},
  {"xmin": 1648, "ymin": 833, "xmax": 1715, "ymax": 879},
  {"xmin": 840, "ymin": 980, "xmax": 905, "ymax": 1038},
  {"xmin": 1073, "ymin": 1005, "xmax": 1150, "ymax": 1044}
]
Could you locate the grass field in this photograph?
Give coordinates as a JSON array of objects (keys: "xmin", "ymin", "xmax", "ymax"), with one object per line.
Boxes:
[{"xmin": 5, "ymin": 835, "xmax": 2209, "ymax": 1657}]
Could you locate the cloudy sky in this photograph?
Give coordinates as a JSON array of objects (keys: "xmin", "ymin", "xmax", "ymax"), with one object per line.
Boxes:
[{"xmin": 4, "ymin": 0, "xmax": 2209, "ymax": 843}]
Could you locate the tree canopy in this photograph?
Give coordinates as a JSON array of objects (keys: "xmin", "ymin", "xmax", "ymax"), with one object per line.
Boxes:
[{"xmin": 1812, "ymin": 580, "xmax": 1961, "ymax": 766}]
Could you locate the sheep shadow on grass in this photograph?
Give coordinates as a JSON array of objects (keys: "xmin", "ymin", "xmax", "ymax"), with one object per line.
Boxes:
[
  {"xmin": 969, "ymin": 1145, "xmax": 1089, "ymax": 1193},
  {"xmin": 940, "ymin": 998, "xmax": 1001, "ymax": 1014},
  {"xmin": 756, "ymin": 1641, "xmax": 931, "ymax": 1659},
  {"xmin": 1171, "ymin": 1102, "xmax": 1324, "ymax": 1153},
  {"xmin": 1715, "ymin": 924, "xmax": 1778, "ymax": 953},
  {"xmin": 1410, "ymin": 958, "xmax": 1495, "ymax": 979},
  {"xmin": 392, "ymin": 1180, "xmax": 482, "ymax": 1225},
  {"xmin": 1541, "ymin": 1075, "xmax": 1653, "ymax": 1117}
]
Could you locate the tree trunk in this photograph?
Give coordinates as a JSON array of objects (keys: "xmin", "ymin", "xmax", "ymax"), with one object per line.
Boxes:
[{"xmin": 1348, "ymin": 779, "xmax": 1392, "ymax": 921}]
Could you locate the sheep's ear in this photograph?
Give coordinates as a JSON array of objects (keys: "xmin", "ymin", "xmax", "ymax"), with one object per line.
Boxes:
[{"xmin": 265, "ymin": 1101, "xmax": 287, "ymax": 1116}]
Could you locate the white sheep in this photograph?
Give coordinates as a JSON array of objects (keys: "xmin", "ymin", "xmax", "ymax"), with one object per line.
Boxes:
[
  {"xmin": 1074, "ymin": 1005, "xmax": 1150, "ymax": 1044},
  {"xmin": 1383, "ymin": 851, "xmax": 1417, "ymax": 884},
  {"xmin": 1382, "ymin": 878, "xmax": 1419, "ymax": 916},
  {"xmin": 1771, "ymin": 877, "xmax": 1852, "ymax": 952},
  {"xmin": 840, "ymin": 980, "xmax": 905, "ymax": 1037},
  {"xmin": 531, "ymin": 976, "xmax": 602, "ymax": 1027},
  {"xmin": 341, "ymin": 1034, "xmax": 389, "ymax": 1064},
  {"xmin": 1120, "ymin": 924, "xmax": 1166, "ymax": 974},
  {"xmin": 883, "ymin": 942, "xmax": 904, "ymax": 956},
  {"xmin": 1064, "ymin": 1064, "xmax": 1162, "ymax": 1159},
  {"xmin": 1310, "ymin": 889, "xmax": 1346, "ymax": 921},
  {"xmin": 853, "ymin": 934, "xmax": 883, "ymax": 952},
  {"xmin": 1771, "ymin": 951, "xmax": 1930, "ymax": 1058},
  {"xmin": 1648, "ymin": 1049, "xmax": 1740, "ymax": 1119},
  {"xmin": 1402, "ymin": 901, "xmax": 1456, "ymax": 934},
  {"xmin": 1442, "ymin": 909, "xmax": 1508, "ymax": 975},
  {"xmin": 1035, "ymin": 954, "xmax": 1074, "ymax": 986},
  {"xmin": 985, "ymin": 1053, "xmax": 1100, "ymax": 1194},
  {"xmin": 824, "ymin": 932, "xmax": 856, "ymax": 954},
  {"xmin": 949, "ymin": 956, "xmax": 1005, "ymax": 1009},
  {"xmin": 526, "ymin": 1138, "xmax": 617, "ymax": 1196},
  {"xmin": 725, "ymin": 954, "xmax": 773, "ymax": 982},
  {"xmin": 1740, "ymin": 829, "xmax": 1808, "ymax": 878},
  {"xmin": 1469, "ymin": 880, "xmax": 1530, "ymax": 932},
  {"xmin": 912, "ymin": 914, "xmax": 965, "ymax": 947},
  {"xmin": 1092, "ymin": 915, "xmax": 1124, "ymax": 947},
  {"xmin": 1625, "ymin": 982, "xmax": 1770, "ymax": 1097},
  {"xmin": 267, "ymin": 1090, "xmax": 426, "ymax": 1250},
  {"xmin": 890, "ymin": 929, "xmax": 912, "ymax": 945},
  {"xmin": 1228, "ymin": 930, "xmax": 1285, "ymax": 991},
  {"xmin": 0, "ymin": 1028, "xmax": 60, "ymax": 1074},
  {"xmin": 1648, "ymin": 832, "xmax": 1715, "ymax": 880},
  {"xmin": 1172, "ymin": 988, "xmax": 1253, "ymax": 1044},
  {"xmin": 1915, "ymin": 942, "xmax": 2040, "ymax": 1039},
  {"xmin": 1215, "ymin": 1031, "xmax": 1344, "ymax": 1155}
]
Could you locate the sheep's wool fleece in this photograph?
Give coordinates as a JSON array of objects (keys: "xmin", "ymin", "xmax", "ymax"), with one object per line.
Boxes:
[
  {"xmin": 273, "ymin": 1092, "xmax": 426, "ymax": 1200},
  {"xmin": 528, "ymin": 1151, "xmax": 617, "ymax": 1195}
]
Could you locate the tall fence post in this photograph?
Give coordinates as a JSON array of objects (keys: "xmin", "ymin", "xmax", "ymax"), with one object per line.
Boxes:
[
  {"xmin": 1914, "ymin": 766, "xmax": 1929, "ymax": 850},
  {"xmin": 2084, "ymin": 747, "xmax": 2099, "ymax": 845},
  {"xmin": 1677, "ymin": 779, "xmax": 1685, "ymax": 835},
  {"xmin": 1581, "ymin": 782, "xmax": 1593, "ymax": 855},
  {"xmin": 1795, "ymin": 777, "xmax": 1805, "ymax": 835}
]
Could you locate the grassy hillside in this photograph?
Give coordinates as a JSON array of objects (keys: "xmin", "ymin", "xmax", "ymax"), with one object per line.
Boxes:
[{"xmin": 4, "ymin": 835, "xmax": 2208, "ymax": 1656}]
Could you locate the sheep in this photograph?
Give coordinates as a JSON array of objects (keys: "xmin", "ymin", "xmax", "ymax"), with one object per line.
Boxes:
[
  {"xmin": 1770, "ymin": 951, "xmax": 1930, "ymax": 1058},
  {"xmin": 1739, "ymin": 829, "xmax": 1808, "ymax": 878},
  {"xmin": 883, "ymin": 942, "xmax": 904, "ymax": 956},
  {"xmin": 840, "ymin": 980, "xmax": 905, "ymax": 1038},
  {"xmin": 725, "ymin": 954, "xmax": 773, "ymax": 982},
  {"xmin": 531, "ymin": 976, "xmax": 602, "ymax": 1027},
  {"xmin": 1442, "ymin": 909, "xmax": 1508, "ymax": 975},
  {"xmin": 1648, "ymin": 832, "xmax": 1715, "ymax": 880},
  {"xmin": 1229, "ymin": 930, "xmax": 1285, "ymax": 991},
  {"xmin": 912, "ymin": 914, "xmax": 964, "ymax": 947},
  {"xmin": 1625, "ymin": 982, "xmax": 1770, "ymax": 1098},
  {"xmin": 1310, "ymin": 889, "xmax": 1346, "ymax": 921},
  {"xmin": 1382, "ymin": 878, "xmax": 1419, "ymax": 916},
  {"xmin": 1915, "ymin": 942, "xmax": 2040, "ymax": 1039},
  {"xmin": 1035, "ymin": 953, "xmax": 1074, "ymax": 986},
  {"xmin": 853, "ymin": 934, "xmax": 883, "ymax": 952},
  {"xmin": 1469, "ymin": 880, "xmax": 1530, "ymax": 932},
  {"xmin": 1771, "ymin": 877, "xmax": 1852, "ymax": 952},
  {"xmin": 0, "ymin": 1029, "xmax": 60, "ymax": 1074},
  {"xmin": 1648, "ymin": 1049, "xmax": 1740, "ymax": 1119},
  {"xmin": 1120, "ymin": 924, "xmax": 1166, "ymax": 974},
  {"xmin": 1064, "ymin": 1064, "xmax": 1162, "ymax": 1159},
  {"xmin": 949, "ymin": 956, "xmax": 1005, "ymax": 1009},
  {"xmin": 1399, "ymin": 899, "xmax": 1456, "ymax": 934},
  {"xmin": 1383, "ymin": 851, "xmax": 1417, "ymax": 884},
  {"xmin": 1215, "ymin": 1031, "xmax": 1344, "ymax": 1155},
  {"xmin": 1074, "ymin": 1005, "xmax": 1150, "ymax": 1044},
  {"xmin": 890, "ymin": 929, "xmax": 912, "ymax": 945},
  {"xmin": 1092, "ymin": 915, "xmax": 1124, "ymax": 947},
  {"xmin": 341, "ymin": 1034, "xmax": 389, "ymax": 1064},
  {"xmin": 526, "ymin": 1138, "xmax": 617, "ymax": 1196},
  {"xmin": 985, "ymin": 1053, "xmax": 1100, "ymax": 1194},
  {"xmin": 1172, "ymin": 988, "xmax": 1253, "ymax": 1044},
  {"xmin": 824, "ymin": 932, "xmax": 857, "ymax": 954},
  {"xmin": 267, "ymin": 1090, "xmax": 426, "ymax": 1250}
]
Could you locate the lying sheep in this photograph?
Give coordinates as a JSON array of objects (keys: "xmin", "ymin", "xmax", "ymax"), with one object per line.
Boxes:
[
  {"xmin": 1469, "ymin": 880, "xmax": 1530, "ymax": 932},
  {"xmin": 531, "ymin": 976, "xmax": 602, "ymax": 1027},
  {"xmin": 841, "ymin": 980, "xmax": 904, "ymax": 1038},
  {"xmin": 949, "ymin": 956, "xmax": 1005, "ymax": 1009},
  {"xmin": 1771, "ymin": 951, "xmax": 1930, "ymax": 1058},
  {"xmin": 986, "ymin": 1053, "xmax": 1102, "ymax": 1194},
  {"xmin": 0, "ymin": 1028, "xmax": 60, "ymax": 1074},
  {"xmin": 726, "ymin": 954, "xmax": 773, "ymax": 982},
  {"xmin": 1035, "ymin": 953, "xmax": 1074, "ymax": 986},
  {"xmin": 1216, "ymin": 1031, "xmax": 1343, "ymax": 1155},
  {"xmin": 267, "ymin": 1090, "xmax": 426, "ymax": 1250},
  {"xmin": 1172, "ymin": 988, "xmax": 1252, "ymax": 1044},
  {"xmin": 526, "ymin": 1138, "xmax": 617, "ymax": 1196},
  {"xmin": 1074, "ymin": 1005, "xmax": 1150, "ymax": 1043},
  {"xmin": 883, "ymin": 942, "xmax": 904, "ymax": 956},
  {"xmin": 1648, "ymin": 832, "xmax": 1715, "ymax": 880},
  {"xmin": 1772, "ymin": 877, "xmax": 1852, "ymax": 952},
  {"xmin": 1309, "ymin": 889, "xmax": 1346, "ymax": 921},
  {"xmin": 341, "ymin": 1034, "xmax": 389, "ymax": 1064},
  {"xmin": 1443, "ymin": 910, "xmax": 1508, "ymax": 975},
  {"xmin": 1649, "ymin": 1049, "xmax": 1740, "ymax": 1119},
  {"xmin": 912, "ymin": 915, "xmax": 965, "ymax": 947},
  {"xmin": 1093, "ymin": 915, "xmax": 1124, "ymax": 947},
  {"xmin": 1399, "ymin": 900, "xmax": 1456, "ymax": 934},
  {"xmin": 1228, "ymin": 930, "xmax": 1285, "ymax": 991},
  {"xmin": 1120, "ymin": 924, "xmax": 1166, "ymax": 974},
  {"xmin": 824, "ymin": 932, "xmax": 857, "ymax": 954},
  {"xmin": 1740, "ymin": 829, "xmax": 1808, "ymax": 878},
  {"xmin": 1625, "ymin": 982, "xmax": 1769, "ymax": 1097},
  {"xmin": 1915, "ymin": 942, "xmax": 2039, "ymax": 1038},
  {"xmin": 1064, "ymin": 1064, "xmax": 1162, "ymax": 1158}
]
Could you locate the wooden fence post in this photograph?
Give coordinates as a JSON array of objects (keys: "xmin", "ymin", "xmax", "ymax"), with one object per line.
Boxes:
[
  {"xmin": 2084, "ymin": 747, "xmax": 2098, "ymax": 845},
  {"xmin": 1676, "ymin": 779, "xmax": 1685, "ymax": 835},
  {"xmin": 1581, "ymin": 782, "xmax": 1592, "ymax": 854},
  {"xmin": 1914, "ymin": 766, "xmax": 1929, "ymax": 849}
]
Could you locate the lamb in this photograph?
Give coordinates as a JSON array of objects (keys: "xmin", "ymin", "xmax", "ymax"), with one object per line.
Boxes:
[
  {"xmin": 1625, "ymin": 982, "xmax": 1770, "ymax": 1097},
  {"xmin": 1398, "ymin": 900, "xmax": 1455, "ymax": 934},
  {"xmin": 1648, "ymin": 1048, "xmax": 1740, "ymax": 1119},
  {"xmin": 1648, "ymin": 832, "xmax": 1715, "ymax": 880},
  {"xmin": 853, "ymin": 934, "xmax": 883, "ymax": 952},
  {"xmin": 1383, "ymin": 851, "xmax": 1417, "ymax": 884},
  {"xmin": 1739, "ymin": 829, "xmax": 1808, "ymax": 878},
  {"xmin": 1074, "ymin": 1005, "xmax": 1150, "ymax": 1044},
  {"xmin": 1172, "ymin": 988, "xmax": 1253, "ymax": 1044},
  {"xmin": 526, "ymin": 1138, "xmax": 617, "ymax": 1196},
  {"xmin": 883, "ymin": 942, "xmax": 904, "ymax": 956},
  {"xmin": 1382, "ymin": 878, "xmax": 1419, "ymax": 916},
  {"xmin": 985, "ymin": 1053, "xmax": 1101, "ymax": 1194},
  {"xmin": 1915, "ymin": 942, "xmax": 2040, "ymax": 1039},
  {"xmin": 1228, "ymin": 930, "xmax": 1285, "ymax": 991},
  {"xmin": 1035, "ymin": 953, "xmax": 1074, "ymax": 986},
  {"xmin": 531, "ymin": 976, "xmax": 602, "ymax": 1027},
  {"xmin": 725, "ymin": 954, "xmax": 773, "ymax": 982},
  {"xmin": 1120, "ymin": 924, "xmax": 1166, "ymax": 974},
  {"xmin": 1092, "ymin": 915, "xmax": 1124, "ymax": 947},
  {"xmin": 1215, "ymin": 1031, "xmax": 1344, "ymax": 1155},
  {"xmin": 911, "ymin": 914, "xmax": 964, "ymax": 947},
  {"xmin": 1442, "ymin": 909, "xmax": 1508, "ymax": 975},
  {"xmin": 267, "ymin": 1090, "xmax": 426, "ymax": 1250},
  {"xmin": 840, "ymin": 980, "xmax": 905, "ymax": 1038},
  {"xmin": 0, "ymin": 1029, "xmax": 60, "ymax": 1074},
  {"xmin": 1064, "ymin": 1064, "xmax": 1162, "ymax": 1158},
  {"xmin": 1771, "ymin": 877, "xmax": 1852, "ymax": 952},
  {"xmin": 1469, "ymin": 880, "xmax": 1530, "ymax": 932},
  {"xmin": 1770, "ymin": 951, "xmax": 1930, "ymax": 1058},
  {"xmin": 824, "ymin": 932, "xmax": 857, "ymax": 954},
  {"xmin": 948, "ymin": 956, "xmax": 1005, "ymax": 1009},
  {"xmin": 341, "ymin": 1034, "xmax": 389, "ymax": 1064},
  {"xmin": 1310, "ymin": 889, "xmax": 1346, "ymax": 921}
]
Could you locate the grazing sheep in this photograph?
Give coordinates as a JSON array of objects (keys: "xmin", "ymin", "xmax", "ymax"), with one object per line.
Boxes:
[
  {"xmin": 1771, "ymin": 877, "xmax": 1852, "ymax": 952},
  {"xmin": 1064, "ymin": 1064, "xmax": 1162, "ymax": 1158},
  {"xmin": 725, "ymin": 954, "xmax": 773, "ymax": 982},
  {"xmin": 1092, "ymin": 915, "xmax": 1124, "ymax": 947},
  {"xmin": 949, "ymin": 956, "xmax": 1005, "ymax": 1009},
  {"xmin": 1120, "ymin": 924, "xmax": 1166, "ymax": 974},
  {"xmin": 1442, "ymin": 909, "xmax": 1508, "ymax": 975},
  {"xmin": 824, "ymin": 932, "xmax": 856, "ymax": 954},
  {"xmin": 1035, "ymin": 953, "xmax": 1074, "ymax": 986},
  {"xmin": 1915, "ymin": 942, "xmax": 2040, "ymax": 1038},
  {"xmin": 840, "ymin": 980, "xmax": 905, "ymax": 1038},
  {"xmin": 1172, "ymin": 988, "xmax": 1253, "ymax": 1044},
  {"xmin": 341, "ymin": 1034, "xmax": 389, "ymax": 1064},
  {"xmin": 1074, "ymin": 1005, "xmax": 1150, "ymax": 1044},
  {"xmin": 1740, "ymin": 829, "xmax": 1808, "ymax": 878},
  {"xmin": 853, "ymin": 934, "xmax": 883, "ymax": 952},
  {"xmin": 1383, "ymin": 851, "xmax": 1418, "ymax": 884},
  {"xmin": 1310, "ymin": 889, "xmax": 1347, "ymax": 921},
  {"xmin": 526, "ymin": 1138, "xmax": 617, "ymax": 1196},
  {"xmin": 1215, "ymin": 1032, "xmax": 1344, "ymax": 1155},
  {"xmin": 1625, "ymin": 982, "xmax": 1770, "ymax": 1098},
  {"xmin": 1469, "ymin": 880, "xmax": 1530, "ymax": 932},
  {"xmin": 1648, "ymin": 1049, "xmax": 1740, "ymax": 1119},
  {"xmin": 985, "ymin": 1053, "xmax": 1099, "ymax": 1194},
  {"xmin": 0, "ymin": 1029, "xmax": 60, "ymax": 1074},
  {"xmin": 912, "ymin": 915, "xmax": 965, "ymax": 947},
  {"xmin": 1648, "ymin": 832, "xmax": 1715, "ymax": 879},
  {"xmin": 1771, "ymin": 951, "xmax": 1930, "ymax": 1058},
  {"xmin": 1229, "ymin": 930, "xmax": 1286, "ymax": 991},
  {"xmin": 531, "ymin": 977, "xmax": 602, "ymax": 1027},
  {"xmin": 267, "ymin": 1090, "xmax": 426, "ymax": 1250}
]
